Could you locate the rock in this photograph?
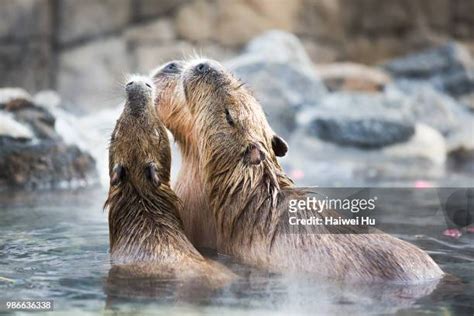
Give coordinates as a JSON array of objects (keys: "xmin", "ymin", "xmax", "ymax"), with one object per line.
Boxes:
[
  {"xmin": 308, "ymin": 118, "xmax": 414, "ymax": 149},
  {"xmin": 452, "ymin": 0, "xmax": 474, "ymax": 38},
  {"xmin": 214, "ymin": 0, "xmax": 300, "ymax": 46},
  {"xmin": 315, "ymin": 63, "xmax": 391, "ymax": 92},
  {"xmin": 57, "ymin": 37, "xmax": 131, "ymax": 113},
  {"xmin": 288, "ymin": 123, "xmax": 446, "ymax": 184},
  {"xmin": 175, "ymin": 0, "xmax": 215, "ymax": 42},
  {"xmin": 459, "ymin": 93, "xmax": 474, "ymax": 112},
  {"xmin": 131, "ymin": 41, "xmax": 195, "ymax": 74},
  {"xmin": 383, "ymin": 42, "xmax": 474, "ymax": 98},
  {"xmin": 0, "ymin": 139, "xmax": 96, "ymax": 191},
  {"xmin": 175, "ymin": 0, "xmax": 300, "ymax": 46},
  {"xmin": 230, "ymin": 61, "xmax": 327, "ymax": 138},
  {"xmin": 56, "ymin": 0, "xmax": 132, "ymax": 45},
  {"xmin": 226, "ymin": 31, "xmax": 327, "ymax": 137},
  {"xmin": 0, "ymin": 88, "xmax": 97, "ymax": 190},
  {"xmin": 385, "ymin": 80, "xmax": 466, "ymax": 136},
  {"xmin": 0, "ymin": 112, "xmax": 34, "ymax": 140},
  {"xmin": 0, "ymin": 0, "xmax": 51, "ymax": 40},
  {"xmin": 386, "ymin": 81, "xmax": 474, "ymax": 172},
  {"xmin": 239, "ymin": 30, "xmax": 314, "ymax": 67},
  {"xmin": 34, "ymin": 90, "xmax": 61, "ymax": 109},
  {"xmin": 133, "ymin": 0, "xmax": 187, "ymax": 20},
  {"xmin": 0, "ymin": 88, "xmax": 32, "ymax": 104},
  {"xmin": 125, "ymin": 18, "xmax": 176, "ymax": 44},
  {"xmin": 301, "ymin": 39, "xmax": 340, "ymax": 63},
  {"xmin": 0, "ymin": 43, "xmax": 52, "ymax": 94},
  {"xmin": 297, "ymin": 92, "xmax": 415, "ymax": 149}
]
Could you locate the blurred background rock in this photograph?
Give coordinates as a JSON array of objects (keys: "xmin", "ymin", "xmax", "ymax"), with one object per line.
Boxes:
[{"xmin": 0, "ymin": 0, "xmax": 473, "ymax": 189}]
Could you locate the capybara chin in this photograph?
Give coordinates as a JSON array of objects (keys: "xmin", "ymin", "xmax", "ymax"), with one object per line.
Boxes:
[
  {"xmin": 103, "ymin": 75, "xmax": 234, "ymax": 286},
  {"xmin": 163, "ymin": 58, "xmax": 444, "ymax": 283},
  {"xmin": 152, "ymin": 61, "xmax": 217, "ymax": 249}
]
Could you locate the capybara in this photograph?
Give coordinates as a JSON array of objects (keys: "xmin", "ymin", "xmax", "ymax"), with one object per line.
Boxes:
[
  {"xmin": 152, "ymin": 61, "xmax": 217, "ymax": 249},
  {"xmin": 152, "ymin": 59, "xmax": 444, "ymax": 283},
  {"xmin": 104, "ymin": 75, "xmax": 234, "ymax": 286}
]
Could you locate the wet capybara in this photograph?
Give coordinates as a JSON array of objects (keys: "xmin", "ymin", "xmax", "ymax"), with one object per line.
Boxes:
[
  {"xmin": 104, "ymin": 75, "xmax": 234, "ymax": 287},
  {"xmin": 153, "ymin": 59, "xmax": 444, "ymax": 282},
  {"xmin": 152, "ymin": 61, "xmax": 217, "ymax": 249}
]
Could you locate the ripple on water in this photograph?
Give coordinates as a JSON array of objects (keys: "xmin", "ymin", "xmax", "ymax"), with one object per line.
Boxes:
[{"xmin": 0, "ymin": 188, "xmax": 473, "ymax": 315}]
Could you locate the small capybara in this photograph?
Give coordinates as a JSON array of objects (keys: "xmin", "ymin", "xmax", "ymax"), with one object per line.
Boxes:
[
  {"xmin": 152, "ymin": 59, "xmax": 444, "ymax": 283},
  {"xmin": 152, "ymin": 61, "xmax": 217, "ymax": 249},
  {"xmin": 103, "ymin": 75, "xmax": 234, "ymax": 286}
]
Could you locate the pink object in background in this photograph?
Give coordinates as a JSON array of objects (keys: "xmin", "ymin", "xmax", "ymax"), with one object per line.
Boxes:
[
  {"xmin": 414, "ymin": 180, "xmax": 433, "ymax": 188},
  {"xmin": 289, "ymin": 169, "xmax": 305, "ymax": 180},
  {"xmin": 442, "ymin": 228, "xmax": 462, "ymax": 239}
]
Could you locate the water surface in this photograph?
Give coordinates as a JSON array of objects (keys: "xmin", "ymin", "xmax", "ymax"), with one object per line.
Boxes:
[{"xmin": 0, "ymin": 188, "xmax": 473, "ymax": 315}]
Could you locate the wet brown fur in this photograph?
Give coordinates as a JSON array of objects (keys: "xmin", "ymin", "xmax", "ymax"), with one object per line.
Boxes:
[
  {"xmin": 104, "ymin": 77, "xmax": 233, "ymax": 285},
  {"xmin": 154, "ymin": 59, "xmax": 444, "ymax": 282},
  {"xmin": 153, "ymin": 61, "xmax": 217, "ymax": 249}
]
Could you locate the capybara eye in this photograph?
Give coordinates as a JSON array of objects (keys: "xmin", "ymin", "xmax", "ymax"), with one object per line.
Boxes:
[
  {"xmin": 225, "ymin": 109, "xmax": 235, "ymax": 126},
  {"xmin": 145, "ymin": 83, "xmax": 151, "ymax": 88}
]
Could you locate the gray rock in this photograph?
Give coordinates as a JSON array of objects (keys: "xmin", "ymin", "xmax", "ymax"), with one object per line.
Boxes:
[
  {"xmin": 242, "ymin": 30, "xmax": 314, "ymax": 67},
  {"xmin": 0, "ymin": 42, "xmax": 53, "ymax": 93},
  {"xmin": 56, "ymin": 0, "xmax": 132, "ymax": 45},
  {"xmin": 0, "ymin": 138, "xmax": 97, "ymax": 191},
  {"xmin": 383, "ymin": 43, "xmax": 474, "ymax": 100},
  {"xmin": 231, "ymin": 61, "xmax": 327, "ymax": 137},
  {"xmin": 386, "ymin": 80, "xmax": 466, "ymax": 136},
  {"xmin": 125, "ymin": 18, "xmax": 176, "ymax": 44},
  {"xmin": 308, "ymin": 118, "xmax": 414, "ymax": 149},
  {"xmin": 0, "ymin": 0, "xmax": 51, "ymax": 39},
  {"xmin": 0, "ymin": 90, "xmax": 97, "ymax": 190},
  {"xmin": 133, "ymin": 0, "xmax": 187, "ymax": 20},
  {"xmin": 288, "ymin": 123, "xmax": 446, "ymax": 184},
  {"xmin": 315, "ymin": 63, "xmax": 391, "ymax": 92},
  {"xmin": 297, "ymin": 92, "xmax": 414, "ymax": 149},
  {"xmin": 57, "ymin": 37, "xmax": 131, "ymax": 112},
  {"xmin": 226, "ymin": 31, "xmax": 327, "ymax": 137}
]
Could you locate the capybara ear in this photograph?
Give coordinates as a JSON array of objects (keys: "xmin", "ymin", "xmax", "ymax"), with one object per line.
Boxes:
[
  {"xmin": 111, "ymin": 164, "xmax": 125, "ymax": 186},
  {"xmin": 244, "ymin": 143, "xmax": 266, "ymax": 165},
  {"xmin": 272, "ymin": 135, "xmax": 288, "ymax": 157},
  {"xmin": 146, "ymin": 163, "xmax": 161, "ymax": 187}
]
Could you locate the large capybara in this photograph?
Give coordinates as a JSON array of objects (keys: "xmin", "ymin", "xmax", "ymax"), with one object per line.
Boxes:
[
  {"xmin": 104, "ymin": 75, "xmax": 234, "ymax": 287},
  {"xmin": 152, "ymin": 61, "xmax": 217, "ymax": 249},
  {"xmin": 153, "ymin": 59, "xmax": 444, "ymax": 283}
]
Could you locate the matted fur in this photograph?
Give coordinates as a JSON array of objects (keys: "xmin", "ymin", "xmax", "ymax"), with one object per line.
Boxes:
[
  {"xmin": 154, "ymin": 59, "xmax": 444, "ymax": 282},
  {"xmin": 104, "ymin": 76, "xmax": 234, "ymax": 284},
  {"xmin": 152, "ymin": 61, "xmax": 217, "ymax": 249}
]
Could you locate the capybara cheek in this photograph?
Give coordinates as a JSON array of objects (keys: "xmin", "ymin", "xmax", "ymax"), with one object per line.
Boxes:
[
  {"xmin": 111, "ymin": 164, "xmax": 126, "ymax": 186},
  {"xmin": 244, "ymin": 143, "xmax": 266, "ymax": 165}
]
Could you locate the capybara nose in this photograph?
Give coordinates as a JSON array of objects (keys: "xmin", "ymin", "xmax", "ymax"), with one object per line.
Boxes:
[
  {"xmin": 126, "ymin": 81, "xmax": 134, "ymax": 86},
  {"xmin": 195, "ymin": 62, "xmax": 210, "ymax": 74}
]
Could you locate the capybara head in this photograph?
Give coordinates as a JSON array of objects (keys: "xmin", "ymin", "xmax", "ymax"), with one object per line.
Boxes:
[
  {"xmin": 124, "ymin": 75, "xmax": 156, "ymax": 116},
  {"xmin": 150, "ymin": 60, "xmax": 192, "ymax": 146},
  {"xmin": 177, "ymin": 58, "xmax": 289, "ymax": 169},
  {"xmin": 108, "ymin": 74, "xmax": 170, "ymax": 190}
]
